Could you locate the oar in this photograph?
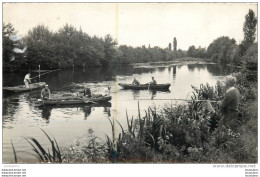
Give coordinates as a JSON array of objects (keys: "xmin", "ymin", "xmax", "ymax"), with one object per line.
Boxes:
[{"xmin": 30, "ymin": 69, "xmax": 61, "ymax": 79}]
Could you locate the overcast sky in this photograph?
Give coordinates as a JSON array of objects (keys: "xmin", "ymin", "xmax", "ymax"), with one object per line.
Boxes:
[{"xmin": 3, "ymin": 3, "xmax": 257, "ymax": 50}]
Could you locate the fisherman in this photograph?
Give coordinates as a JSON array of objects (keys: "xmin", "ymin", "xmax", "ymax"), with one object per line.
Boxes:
[
  {"xmin": 41, "ymin": 84, "xmax": 51, "ymax": 100},
  {"xmin": 24, "ymin": 73, "xmax": 32, "ymax": 88},
  {"xmin": 150, "ymin": 77, "xmax": 157, "ymax": 85},
  {"xmin": 219, "ymin": 75, "xmax": 241, "ymax": 130},
  {"xmin": 132, "ymin": 77, "xmax": 140, "ymax": 85},
  {"xmin": 105, "ymin": 86, "xmax": 111, "ymax": 96},
  {"xmin": 81, "ymin": 86, "xmax": 92, "ymax": 98}
]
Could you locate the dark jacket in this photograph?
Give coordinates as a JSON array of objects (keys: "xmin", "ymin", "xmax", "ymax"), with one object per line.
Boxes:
[
  {"xmin": 81, "ymin": 88, "xmax": 91, "ymax": 97},
  {"xmin": 132, "ymin": 79, "xmax": 140, "ymax": 85},
  {"xmin": 41, "ymin": 88, "xmax": 51, "ymax": 99}
]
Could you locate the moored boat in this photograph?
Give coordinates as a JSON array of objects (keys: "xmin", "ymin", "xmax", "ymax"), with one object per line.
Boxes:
[
  {"xmin": 118, "ymin": 83, "xmax": 171, "ymax": 90},
  {"xmin": 3, "ymin": 82, "xmax": 46, "ymax": 92},
  {"xmin": 36, "ymin": 95, "xmax": 111, "ymax": 106}
]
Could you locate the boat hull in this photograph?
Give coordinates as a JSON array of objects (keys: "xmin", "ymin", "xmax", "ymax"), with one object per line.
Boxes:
[
  {"xmin": 118, "ymin": 83, "xmax": 171, "ymax": 90},
  {"xmin": 38, "ymin": 95, "xmax": 112, "ymax": 106},
  {"xmin": 3, "ymin": 82, "xmax": 46, "ymax": 92}
]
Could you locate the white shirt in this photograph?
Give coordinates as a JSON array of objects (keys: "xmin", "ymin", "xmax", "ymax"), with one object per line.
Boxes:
[{"xmin": 24, "ymin": 74, "xmax": 30, "ymax": 82}]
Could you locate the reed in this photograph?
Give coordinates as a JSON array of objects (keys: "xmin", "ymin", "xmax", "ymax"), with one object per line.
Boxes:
[
  {"xmin": 25, "ymin": 129, "xmax": 62, "ymax": 163},
  {"xmin": 11, "ymin": 140, "xmax": 17, "ymax": 163}
]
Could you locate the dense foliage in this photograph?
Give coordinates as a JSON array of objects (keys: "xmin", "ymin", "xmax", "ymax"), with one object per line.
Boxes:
[
  {"xmin": 3, "ymin": 23, "xmax": 26, "ymax": 72},
  {"xmin": 3, "ymin": 24, "xmax": 186, "ymax": 72},
  {"xmin": 187, "ymin": 45, "xmax": 206, "ymax": 58},
  {"xmin": 24, "ymin": 24, "xmax": 116, "ymax": 70},
  {"xmin": 116, "ymin": 45, "xmax": 186, "ymax": 64},
  {"xmin": 206, "ymin": 37, "xmax": 238, "ymax": 64}
]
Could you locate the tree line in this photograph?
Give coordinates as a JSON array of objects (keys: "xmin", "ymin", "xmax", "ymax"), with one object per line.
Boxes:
[
  {"xmin": 3, "ymin": 9, "xmax": 257, "ymax": 72},
  {"xmin": 3, "ymin": 23, "xmax": 185, "ymax": 72}
]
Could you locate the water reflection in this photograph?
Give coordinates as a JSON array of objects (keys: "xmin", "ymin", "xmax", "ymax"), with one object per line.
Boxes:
[
  {"xmin": 38, "ymin": 102, "xmax": 112, "ymax": 122},
  {"xmin": 187, "ymin": 64, "xmax": 206, "ymax": 72},
  {"xmin": 42, "ymin": 107, "xmax": 52, "ymax": 123},
  {"xmin": 104, "ymin": 107, "xmax": 111, "ymax": 117},
  {"xmin": 132, "ymin": 90, "xmax": 140, "ymax": 100},
  {"xmin": 206, "ymin": 64, "xmax": 233, "ymax": 76},
  {"xmin": 151, "ymin": 90, "xmax": 157, "ymax": 100},
  {"xmin": 83, "ymin": 106, "xmax": 92, "ymax": 120}
]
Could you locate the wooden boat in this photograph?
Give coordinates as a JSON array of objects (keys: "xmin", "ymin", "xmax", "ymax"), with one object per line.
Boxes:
[
  {"xmin": 38, "ymin": 101, "xmax": 112, "ymax": 109},
  {"xmin": 3, "ymin": 82, "xmax": 46, "ymax": 92},
  {"xmin": 118, "ymin": 83, "xmax": 171, "ymax": 90},
  {"xmin": 37, "ymin": 95, "xmax": 111, "ymax": 106}
]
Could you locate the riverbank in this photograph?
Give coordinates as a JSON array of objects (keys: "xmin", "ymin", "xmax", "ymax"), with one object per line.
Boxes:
[
  {"xmin": 14, "ymin": 69, "xmax": 257, "ymax": 163},
  {"xmin": 4, "ymin": 57, "xmax": 214, "ymax": 73},
  {"xmin": 132, "ymin": 57, "xmax": 215, "ymax": 68}
]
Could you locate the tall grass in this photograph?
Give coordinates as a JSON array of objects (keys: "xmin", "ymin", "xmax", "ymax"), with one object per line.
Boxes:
[{"xmin": 25, "ymin": 129, "xmax": 62, "ymax": 163}]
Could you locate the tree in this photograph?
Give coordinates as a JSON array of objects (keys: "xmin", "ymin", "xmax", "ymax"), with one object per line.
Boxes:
[
  {"xmin": 168, "ymin": 43, "xmax": 172, "ymax": 51},
  {"xmin": 207, "ymin": 36, "xmax": 237, "ymax": 64},
  {"xmin": 3, "ymin": 23, "xmax": 16, "ymax": 66},
  {"xmin": 103, "ymin": 34, "xmax": 117, "ymax": 67},
  {"xmin": 173, "ymin": 37, "xmax": 177, "ymax": 51},
  {"xmin": 239, "ymin": 9, "xmax": 257, "ymax": 57},
  {"xmin": 243, "ymin": 9, "xmax": 257, "ymax": 45},
  {"xmin": 3, "ymin": 23, "xmax": 26, "ymax": 72},
  {"xmin": 25, "ymin": 25, "xmax": 54, "ymax": 69},
  {"xmin": 187, "ymin": 45, "xmax": 196, "ymax": 57}
]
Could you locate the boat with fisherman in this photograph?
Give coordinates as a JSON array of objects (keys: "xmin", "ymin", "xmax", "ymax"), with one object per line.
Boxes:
[
  {"xmin": 118, "ymin": 83, "xmax": 171, "ymax": 90},
  {"xmin": 3, "ymin": 82, "xmax": 46, "ymax": 92},
  {"xmin": 36, "ymin": 95, "xmax": 111, "ymax": 106}
]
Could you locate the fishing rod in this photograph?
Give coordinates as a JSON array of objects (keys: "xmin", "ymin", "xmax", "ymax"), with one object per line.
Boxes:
[
  {"xmin": 31, "ymin": 69, "xmax": 61, "ymax": 79},
  {"xmin": 137, "ymin": 98, "xmax": 219, "ymax": 103}
]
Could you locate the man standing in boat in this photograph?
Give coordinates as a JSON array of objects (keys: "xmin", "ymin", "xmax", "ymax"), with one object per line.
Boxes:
[
  {"xmin": 41, "ymin": 84, "xmax": 51, "ymax": 100},
  {"xmin": 24, "ymin": 73, "xmax": 32, "ymax": 88},
  {"xmin": 132, "ymin": 77, "xmax": 140, "ymax": 85}
]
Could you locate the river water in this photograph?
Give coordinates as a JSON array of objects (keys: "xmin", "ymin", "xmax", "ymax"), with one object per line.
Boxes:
[{"xmin": 2, "ymin": 62, "xmax": 232, "ymax": 163}]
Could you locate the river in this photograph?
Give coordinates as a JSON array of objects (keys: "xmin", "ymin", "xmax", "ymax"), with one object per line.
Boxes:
[{"xmin": 2, "ymin": 62, "xmax": 232, "ymax": 163}]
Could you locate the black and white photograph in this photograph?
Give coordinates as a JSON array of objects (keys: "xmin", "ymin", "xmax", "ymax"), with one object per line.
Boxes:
[{"xmin": 1, "ymin": 2, "xmax": 258, "ymax": 176}]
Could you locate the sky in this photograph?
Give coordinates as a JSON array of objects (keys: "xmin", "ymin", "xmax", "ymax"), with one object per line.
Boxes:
[{"xmin": 3, "ymin": 3, "xmax": 258, "ymax": 50}]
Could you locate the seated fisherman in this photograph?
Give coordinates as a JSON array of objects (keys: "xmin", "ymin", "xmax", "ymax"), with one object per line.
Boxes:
[
  {"xmin": 41, "ymin": 84, "xmax": 51, "ymax": 100},
  {"xmin": 80, "ymin": 86, "xmax": 92, "ymax": 98},
  {"xmin": 150, "ymin": 77, "xmax": 157, "ymax": 85},
  {"xmin": 132, "ymin": 78, "xmax": 140, "ymax": 85},
  {"xmin": 24, "ymin": 73, "xmax": 32, "ymax": 88},
  {"xmin": 219, "ymin": 75, "xmax": 241, "ymax": 130}
]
